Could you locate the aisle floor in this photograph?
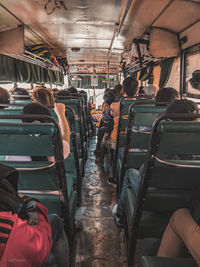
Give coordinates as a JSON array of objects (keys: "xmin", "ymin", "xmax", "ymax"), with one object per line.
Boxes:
[{"xmin": 72, "ymin": 137, "xmax": 128, "ymax": 267}]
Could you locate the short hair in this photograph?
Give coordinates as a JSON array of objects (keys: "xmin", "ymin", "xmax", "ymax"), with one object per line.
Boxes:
[
  {"xmin": 144, "ymin": 85, "xmax": 157, "ymax": 96},
  {"xmin": 11, "ymin": 88, "xmax": 30, "ymax": 100},
  {"xmin": 156, "ymin": 87, "xmax": 178, "ymax": 104},
  {"xmin": 22, "ymin": 103, "xmax": 51, "ymax": 123},
  {"xmin": 56, "ymin": 90, "xmax": 70, "ymax": 97},
  {"xmin": 103, "ymin": 92, "xmax": 115, "ymax": 106},
  {"xmin": 67, "ymin": 87, "xmax": 78, "ymax": 95},
  {"xmin": 122, "ymin": 77, "xmax": 138, "ymax": 97},
  {"xmin": 0, "ymin": 87, "xmax": 10, "ymax": 108},
  {"xmin": 165, "ymin": 99, "xmax": 199, "ymax": 120},
  {"xmin": 32, "ymin": 87, "xmax": 54, "ymax": 106},
  {"xmin": 114, "ymin": 84, "xmax": 123, "ymax": 95}
]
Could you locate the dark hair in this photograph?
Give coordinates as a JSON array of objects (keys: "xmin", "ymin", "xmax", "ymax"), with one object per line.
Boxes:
[
  {"xmin": 11, "ymin": 88, "xmax": 31, "ymax": 100},
  {"xmin": 122, "ymin": 77, "xmax": 138, "ymax": 97},
  {"xmin": 56, "ymin": 90, "xmax": 70, "ymax": 97},
  {"xmin": 22, "ymin": 103, "xmax": 51, "ymax": 123},
  {"xmin": 103, "ymin": 92, "xmax": 115, "ymax": 106},
  {"xmin": 0, "ymin": 87, "xmax": 10, "ymax": 108},
  {"xmin": 156, "ymin": 87, "xmax": 178, "ymax": 104},
  {"xmin": 32, "ymin": 87, "xmax": 54, "ymax": 106},
  {"xmin": 166, "ymin": 100, "xmax": 199, "ymax": 120},
  {"xmin": 114, "ymin": 84, "xmax": 123, "ymax": 95},
  {"xmin": 67, "ymin": 87, "xmax": 78, "ymax": 94}
]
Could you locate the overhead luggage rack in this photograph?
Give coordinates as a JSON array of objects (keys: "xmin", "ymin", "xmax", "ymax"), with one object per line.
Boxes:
[{"xmin": 7, "ymin": 50, "xmax": 61, "ymax": 72}]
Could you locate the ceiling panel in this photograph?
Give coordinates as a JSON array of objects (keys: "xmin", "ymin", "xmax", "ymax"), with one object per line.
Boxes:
[
  {"xmin": 117, "ymin": 0, "xmax": 171, "ymax": 45},
  {"xmin": 153, "ymin": 0, "xmax": 200, "ymax": 33}
]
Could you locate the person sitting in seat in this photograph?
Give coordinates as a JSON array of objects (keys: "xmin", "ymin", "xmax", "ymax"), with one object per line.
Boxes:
[
  {"xmin": 32, "ymin": 87, "xmax": 54, "ymax": 107},
  {"xmin": 157, "ymin": 204, "xmax": 200, "ymax": 266},
  {"xmin": 32, "ymin": 87, "xmax": 70, "ymax": 146},
  {"xmin": 0, "ymin": 163, "xmax": 69, "ymax": 267},
  {"xmin": 11, "ymin": 88, "xmax": 31, "ymax": 100},
  {"xmin": 94, "ymin": 92, "xmax": 115, "ymax": 157},
  {"xmin": 156, "ymin": 87, "xmax": 179, "ymax": 104},
  {"xmin": 96, "ymin": 77, "xmax": 138, "ymax": 166},
  {"xmin": 143, "ymin": 84, "xmax": 157, "ymax": 97},
  {"xmin": 56, "ymin": 90, "xmax": 70, "ymax": 97},
  {"xmin": 67, "ymin": 86, "xmax": 78, "ymax": 96},
  {"xmin": 0, "ymin": 87, "xmax": 10, "ymax": 108},
  {"xmin": 114, "ymin": 84, "xmax": 123, "ymax": 99},
  {"xmin": 6, "ymin": 103, "xmax": 70, "ymax": 161},
  {"xmin": 112, "ymin": 99, "xmax": 199, "ymax": 227}
]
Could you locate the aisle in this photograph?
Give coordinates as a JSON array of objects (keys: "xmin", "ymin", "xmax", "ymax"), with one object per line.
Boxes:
[{"xmin": 72, "ymin": 137, "xmax": 127, "ymax": 267}]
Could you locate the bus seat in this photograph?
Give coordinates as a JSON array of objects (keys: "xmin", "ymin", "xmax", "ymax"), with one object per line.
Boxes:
[
  {"xmin": 0, "ymin": 117, "xmax": 76, "ymax": 240},
  {"xmin": 124, "ymin": 116, "xmax": 200, "ymax": 265},
  {"xmin": 117, "ymin": 103, "xmax": 167, "ymax": 191},
  {"xmin": 140, "ymin": 256, "xmax": 197, "ymax": 267}
]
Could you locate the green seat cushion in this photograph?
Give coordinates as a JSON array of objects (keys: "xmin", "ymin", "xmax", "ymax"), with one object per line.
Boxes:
[
  {"xmin": 124, "ymin": 188, "xmax": 171, "ymax": 238},
  {"xmin": 140, "ymin": 256, "xmax": 197, "ymax": 267}
]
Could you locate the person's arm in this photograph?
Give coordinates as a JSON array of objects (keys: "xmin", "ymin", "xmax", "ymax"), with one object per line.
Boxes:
[
  {"xmin": 54, "ymin": 103, "xmax": 70, "ymax": 145},
  {"xmin": 54, "ymin": 103, "xmax": 70, "ymax": 159}
]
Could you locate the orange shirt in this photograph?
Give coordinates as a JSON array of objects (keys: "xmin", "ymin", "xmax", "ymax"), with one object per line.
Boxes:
[{"xmin": 111, "ymin": 116, "xmax": 119, "ymax": 143}]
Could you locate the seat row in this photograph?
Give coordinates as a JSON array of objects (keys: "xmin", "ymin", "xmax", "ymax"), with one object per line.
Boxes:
[
  {"xmin": 0, "ymin": 91, "xmax": 90, "ymax": 242},
  {"xmin": 111, "ymin": 98, "xmax": 200, "ymax": 266}
]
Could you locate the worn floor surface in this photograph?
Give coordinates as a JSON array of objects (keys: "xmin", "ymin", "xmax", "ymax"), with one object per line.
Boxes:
[{"xmin": 72, "ymin": 137, "xmax": 128, "ymax": 267}]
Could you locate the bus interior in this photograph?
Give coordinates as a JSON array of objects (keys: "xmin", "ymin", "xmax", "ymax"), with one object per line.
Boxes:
[{"xmin": 1, "ymin": 0, "xmax": 200, "ymax": 266}]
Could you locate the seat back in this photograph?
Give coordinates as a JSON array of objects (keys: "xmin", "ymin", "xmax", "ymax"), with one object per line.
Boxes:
[
  {"xmin": 55, "ymin": 96, "xmax": 85, "ymax": 163},
  {"xmin": 0, "ymin": 115, "xmax": 71, "ymax": 237},
  {"xmin": 118, "ymin": 103, "xmax": 167, "ymax": 190},
  {"xmin": 125, "ymin": 114, "xmax": 200, "ymax": 265}
]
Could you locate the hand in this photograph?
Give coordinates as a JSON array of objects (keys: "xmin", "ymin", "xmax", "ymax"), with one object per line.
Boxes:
[{"xmin": 54, "ymin": 103, "xmax": 66, "ymax": 117}]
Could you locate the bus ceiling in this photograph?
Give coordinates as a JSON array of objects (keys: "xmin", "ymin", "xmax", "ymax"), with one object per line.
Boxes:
[{"xmin": 1, "ymin": 0, "xmax": 200, "ymax": 72}]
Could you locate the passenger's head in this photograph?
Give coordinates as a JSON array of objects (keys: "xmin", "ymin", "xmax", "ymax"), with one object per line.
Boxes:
[
  {"xmin": 165, "ymin": 99, "xmax": 199, "ymax": 120},
  {"xmin": 0, "ymin": 87, "xmax": 10, "ymax": 108},
  {"xmin": 122, "ymin": 77, "xmax": 138, "ymax": 97},
  {"xmin": 32, "ymin": 87, "xmax": 54, "ymax": 107},
  {"xmin": 22, "ymin": 102, "xmax": 51, "ymax": 123},
  {"xmin": 56, "ymin": 90, "xmax": 70, "ymax": 97},
  {"xmin": 67, "ymin": 87, "xmax": 78, "ymax": 95},
  {"xmin": 11, "ymin": 88, "xmax": 31, "ymax": 100},
  {"xmin": 144, "ymin": 84, "xmax": 157, "ymax": 96},
  {"xmin": 156, "ymin": 87, "xmax": 178, "ymax": 104},
  {"xmin": 103, "ymin": 92, "xmax": 115, "ymax": 106},
  {"xmin": 114, "ymin": 84, "xmax": 123, "ymax": 97},
  {"xmin": 0, "ymin": 164, "xmax": 18, "ymax": 213}
]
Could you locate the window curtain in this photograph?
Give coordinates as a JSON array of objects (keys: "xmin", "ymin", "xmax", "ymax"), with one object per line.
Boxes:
[
  {"xmin": 0, "ymin": 54, "xmax": 64, "ymax": 85},
  {"xmin": 159, "ymin": 57, "xmax": 175, "ymax": 88}
]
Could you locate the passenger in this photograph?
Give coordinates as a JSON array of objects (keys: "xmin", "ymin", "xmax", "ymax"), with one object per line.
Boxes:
[
  {"xmin": 114, "ymin": 84, "xmax": 123, "ymax": 98},
  {"xmin": 112, "ymin": 99, "xmax": 199, "ymax": 227},
  {"xmin": 157, "ymin": 208, "xmax": 200, "ymax": 265},
  {"xmin": 67, "ymin": 86, "xmax": 78, "ymax": 96},
  {"xmin": 56, "ymin": 90, "xmax": 70, "ymax": 97},
  {"xmin": 96, "ymin": 77, "xmax": 138, "ymax": 166},
  {"xmin": 94, "ymin": 92, "xmax": 115, "ymax": 156},
  {"xmin": 32, "ymin": 87, "xmax": 70, "ymax": 145},
  {"xmin": 0, "ymin": 87, "xmax": 10, "ymax": 108},
  {"xmin": 143, "ymin": 84, "xmax": 157, "ymax": 97},
  {"xmin": 156, "ymin": 87, "xmax": 179, "ymax": 104},
  {"xmin": 32, "ymin": 87, "xmax": 54, "ymax": 107},
  {"xmin": 6, "ymin": 103, "xmax": 70, "ymax": 161},
  {"xmin": 0, "ymin": 163, "xmax": 69, "ymax": 267},
  {"xmin": 11, "ymin": 88, "xmax": 31, "ymax": 100}
]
